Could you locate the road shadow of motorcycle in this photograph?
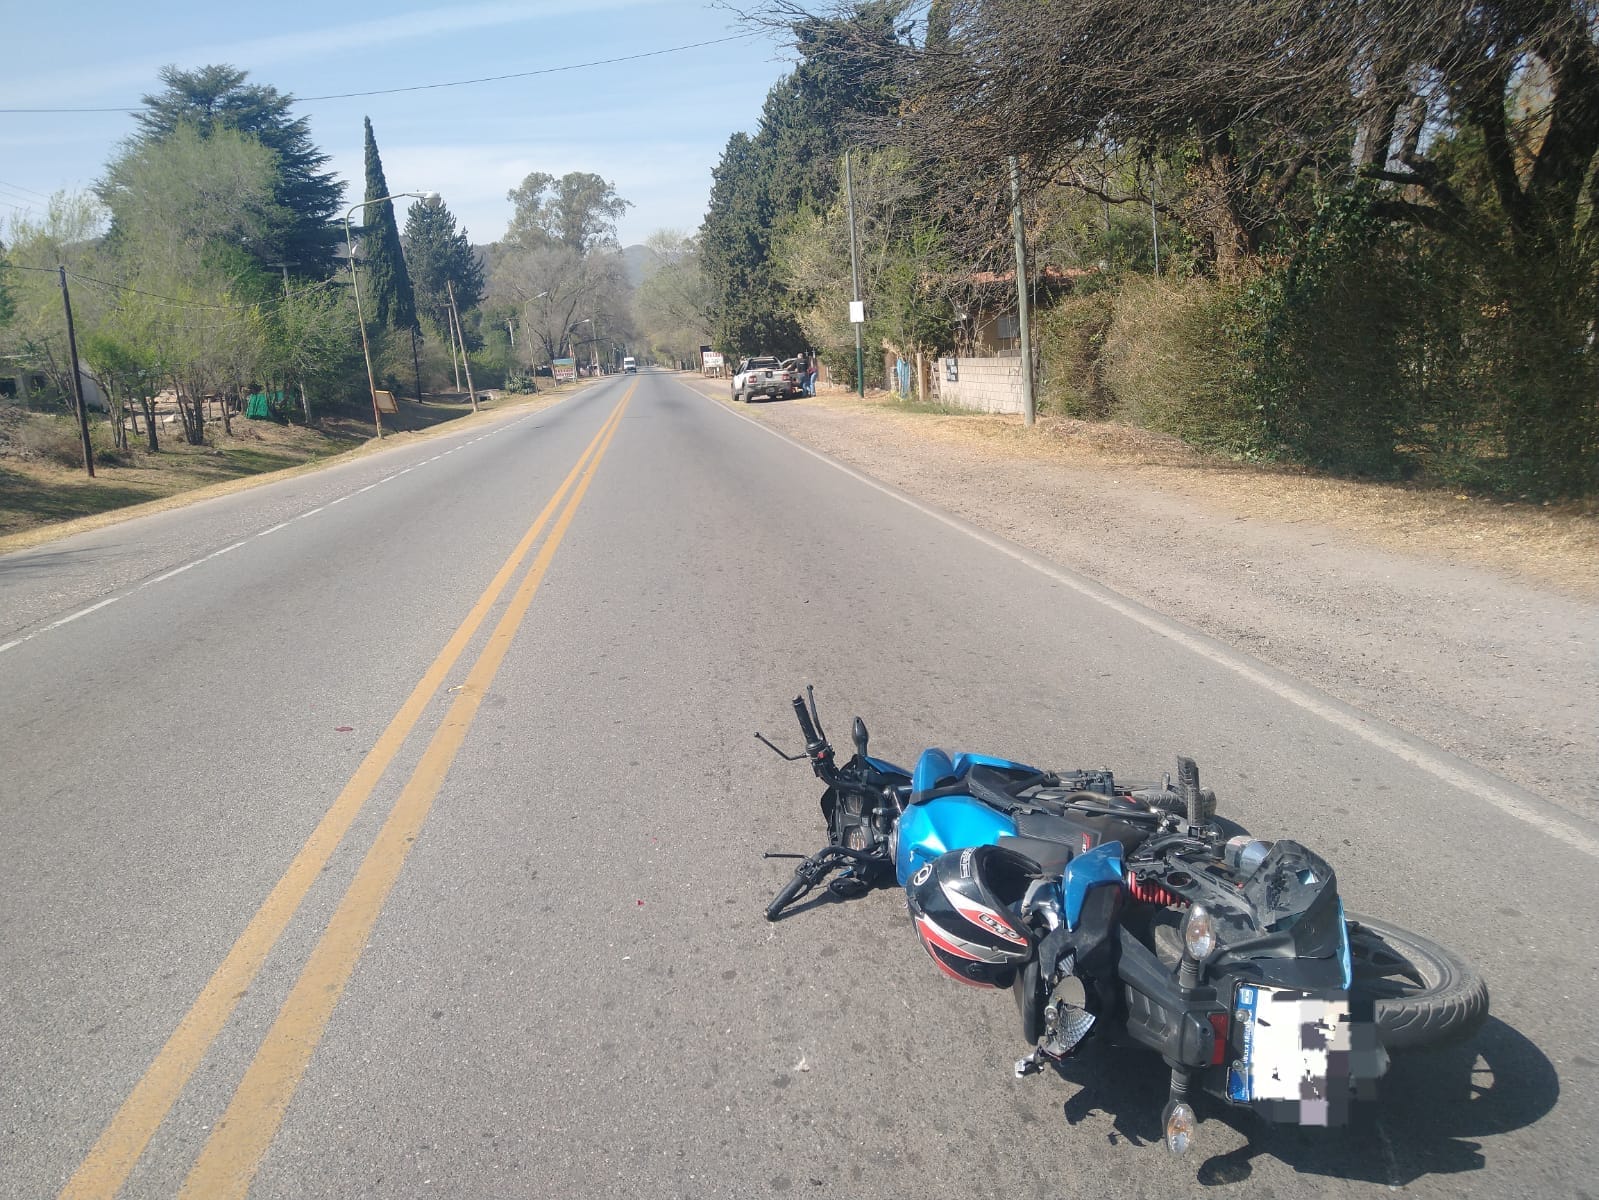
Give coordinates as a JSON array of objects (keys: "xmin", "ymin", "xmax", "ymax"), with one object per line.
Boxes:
[{"xmin": 1050, "ymin": 1015, "xmax": 1556, "ymax": 1185}]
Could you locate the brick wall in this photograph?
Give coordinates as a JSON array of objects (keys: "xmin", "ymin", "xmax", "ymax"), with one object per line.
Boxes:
[{"xmin": 933, "ymin": 356, "xmax": 1022, "ymax": 414}]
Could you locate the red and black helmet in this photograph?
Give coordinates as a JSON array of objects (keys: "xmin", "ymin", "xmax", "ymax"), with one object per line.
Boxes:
[{"xmin": 906, "ymin": 845, "xmax": 1039, "ymax": 988}]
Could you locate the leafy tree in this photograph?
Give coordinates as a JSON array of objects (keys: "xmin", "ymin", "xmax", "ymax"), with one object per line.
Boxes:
[
  {"xmin": 131, "ymin": 65, "xmax": 344, "ymax": 276},
  {"xmin": 0, "ymin": 239, "xmax": 14, "ymax": 331},
  {"xmin": 1, "ymin": 192, "xmax": 109, "ymax": 404},
  {"xmin": 774, "ymin": 150, "xmax": 953, "ymax": 382},
  {"xmin": 359, "ymin": 117, "xmax": 417, "ymax": 334},
  {"xmin": 699, "ymin": 5, "xmax": 902, "ymax": 356},
  {"xmin": 700, "ymin": 132, "xmax": 805, "ymax": 355},
  {"xmin": 100, "ymin": 123, "xmax": 289, "ymax": 266},
  {"xmin": 100, "ymin": 129, "xmax": 281, "ymax": 443},
  {"xmin": 402, "ymin": 196, "xmax": 485, "ymax": 337},
  {"xmin": 489, "ymin": 244, "xmax": 628, "ymax": 366},
  {"xmin": 503, "ymin": 172, "xmax": 630, "ymax": 253},
  {"xmin": 635, "ymin": 230, "xmax": 713, "ymax": 365},
  {"xmin": 266, "ymin": 285, "xmax": 360, "ymax": 423}
]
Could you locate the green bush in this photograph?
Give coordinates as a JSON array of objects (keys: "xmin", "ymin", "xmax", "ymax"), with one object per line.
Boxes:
[
  {"xmin": 504, "ymin": 368, "xmax": 539, "ymax": 394},
  {"xmin": 1099, "ymin": 278, "xmax": 1264, "ymax": 454}
]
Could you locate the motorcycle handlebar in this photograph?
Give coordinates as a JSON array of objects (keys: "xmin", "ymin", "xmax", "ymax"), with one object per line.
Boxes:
[
  {"xmin": 793, "ymin": 696, "xmax": 820, "ymax": 746},
  {"xmin": 765, "ymin": 872, "xmax": 811, "ymax": 921}
]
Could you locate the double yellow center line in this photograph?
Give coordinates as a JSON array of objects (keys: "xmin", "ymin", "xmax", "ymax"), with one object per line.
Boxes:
[{"xmin": 61, "ymin": 386, "xmax": 633, "ymax": 1200}]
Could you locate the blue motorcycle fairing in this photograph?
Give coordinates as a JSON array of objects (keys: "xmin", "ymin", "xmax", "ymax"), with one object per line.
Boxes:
[
  {"xmin": 910, "ymin": 748, "xmax": 958, "ymax": 802},
  {"xmin": 895, "ymin": 794, "xmax": 1020, "ymax": 886},
  {"xmin": 1336, "ymin": 898, "xmax": 1352, "ymax": 990},
  {"xmin": 865, "ymin": 754, "xmax": 911, "ymax": 780},
  {"xmin": 1061, "ymin": 841, "xmax": 1125, "ymax": 927},
  {"xmin": 951, "ymin": 751, "xmax": 1041, "ymax": 779}
]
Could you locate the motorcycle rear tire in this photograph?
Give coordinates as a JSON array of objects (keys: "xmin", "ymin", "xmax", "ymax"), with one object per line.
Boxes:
[{"xmin": 1345, "ymin": 913, "xmax": 1488, "ymax": 1050}]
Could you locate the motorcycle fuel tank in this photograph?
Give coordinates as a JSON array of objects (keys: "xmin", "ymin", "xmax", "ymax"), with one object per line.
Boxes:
[{"xmin": 895, "ymin": 794, "xmax": 1019, "ymax": 886}]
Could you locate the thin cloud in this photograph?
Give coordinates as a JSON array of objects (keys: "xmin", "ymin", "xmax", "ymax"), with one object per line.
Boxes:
[{"xmin": 0, "ymin": 0, "xmax": 674, "ymax": 106}]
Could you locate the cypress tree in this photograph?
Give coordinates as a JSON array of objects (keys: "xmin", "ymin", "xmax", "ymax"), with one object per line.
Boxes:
[{"xmin": 360, "ymin": 117, "xmax": 417, "ymax": 333}]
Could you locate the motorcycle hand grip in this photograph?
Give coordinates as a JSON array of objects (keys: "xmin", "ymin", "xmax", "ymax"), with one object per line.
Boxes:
[
  {"xmin": 793, "ymin": 696, "xmax": 820, "ymax": 745},
  {"xmin": 766, "ymin": 871, "xmax": 810, "ymax": 921}
]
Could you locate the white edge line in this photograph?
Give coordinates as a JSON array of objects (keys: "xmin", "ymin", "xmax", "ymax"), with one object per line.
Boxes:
[
  {"xmin": 43, "ymin": 596, "xmax": 119, "ymax": 631},
  {"xmin": 686, "ymin": 380, "xmax": 1599, "ymax": 861}
]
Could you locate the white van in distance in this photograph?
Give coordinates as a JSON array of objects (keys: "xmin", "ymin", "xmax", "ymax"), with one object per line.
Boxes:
[{"xmin": 623, "ymin": 356, "xmax": 637, "ymax": 374}]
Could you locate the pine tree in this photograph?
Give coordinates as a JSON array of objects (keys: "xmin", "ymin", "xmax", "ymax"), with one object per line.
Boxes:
[
  {"xmin": 132, "ymin": 65, "xmax": 344, "ymax": 276},
  {"xmin": 402, "ymin": 197, "xmax": 485, "ymax": 338},
  {"xmin": 360, "ymin": 117, "xmax": 417, "ymax": 333}
]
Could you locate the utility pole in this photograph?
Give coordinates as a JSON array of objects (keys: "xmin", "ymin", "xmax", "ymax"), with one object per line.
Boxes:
[
  {"xmin": 447, "ymin": 279, "xmax": 478, "ymax": 413},
  {"xmin": 1150, "ymin": 158, "xmax": 1161, "ymax": 276},
  {"xmin": 448, "ymin": 317, "xmax": 462, "ymax": 392},
  {"xmin": 58, "ymin": 267, "xmax": 94, "ymax": 477},
  {"xmin": 845, "ymin": 149, "xmax": 865, "ymax": 397},
  {"xmin": 1008, "ymin": 156, "xmax": 1036, "ymax": 426}
]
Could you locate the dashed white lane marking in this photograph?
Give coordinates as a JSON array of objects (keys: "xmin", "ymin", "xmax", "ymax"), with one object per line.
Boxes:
[
  {"xmin": 0, "ymin": 404, "xmax": 561, "ymax": 659},
  {"xmin": 0, "ymin": 596, "xmax": 123, "ymax": 652},
  {"xmin": 690, "ymin": 379, "xmax": 1599, "ymax": 861}
]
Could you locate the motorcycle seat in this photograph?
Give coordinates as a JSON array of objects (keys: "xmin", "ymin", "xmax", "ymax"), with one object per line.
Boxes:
[
  {"xmin": 1014, "ymin": 809, "xmax": 1152, "ymax": 857},
  {"xmin": 997, "ymin": 834, "xmax": 1075, "ymax": 876}
]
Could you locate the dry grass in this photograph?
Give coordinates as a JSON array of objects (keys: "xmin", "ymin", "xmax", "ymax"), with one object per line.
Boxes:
[{"xmin": 802, "ymin": 387, "xmax": 1599, "ymax": 597}]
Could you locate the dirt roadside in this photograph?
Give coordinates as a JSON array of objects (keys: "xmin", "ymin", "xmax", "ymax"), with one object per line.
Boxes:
[{"xmin": 681, "ymin": 376, "xmax": 1598, "ymax": 810}]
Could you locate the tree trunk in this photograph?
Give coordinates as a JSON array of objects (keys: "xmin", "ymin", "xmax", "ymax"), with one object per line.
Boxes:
[
  {"xmin": 1187, "ymin": 127, "xmax": 1256, "ymax": 281},
  {"xmin": 176, "ymin": 379, "xmax": 205, "ymax": 445},
  {"xmin": 410, "ymin": 326, "xmax": 424, "ymax": 405},
  {"xmin": 141, "ymin": 393, "xmax": 159, "ymax": 452}
]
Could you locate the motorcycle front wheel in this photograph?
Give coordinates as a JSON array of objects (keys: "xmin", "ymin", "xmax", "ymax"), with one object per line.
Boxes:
[{"xmin": 1345, "ymin": 913, "xmax": 1489, "ymax": 1050}]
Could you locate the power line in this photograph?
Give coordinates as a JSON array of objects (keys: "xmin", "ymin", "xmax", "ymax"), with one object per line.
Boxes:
[
  {"xmin": 7, "ymin": 263, "xmax": 342, "ymax": 315},
  {"xmin": 0, "ymin": 34, "xmax": 762, "ymax": 114},
  {"xmin": 0, "ymin": 177, "xmax": 51, "ymax": 198}
]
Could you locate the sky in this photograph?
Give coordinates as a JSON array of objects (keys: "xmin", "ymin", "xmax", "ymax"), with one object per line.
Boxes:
[{"xmin": 0, "ymin": 0, "xmax": 797, "ymax": 249}]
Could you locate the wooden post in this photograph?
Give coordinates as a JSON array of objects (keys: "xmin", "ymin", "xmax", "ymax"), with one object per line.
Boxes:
[
  {"xmin": 447, "ymin": 280, "xmax": 478, "ymax": 413},
  {"xmin": 58, "ymin": 267, "xmax": 95, "ymax": 477}
]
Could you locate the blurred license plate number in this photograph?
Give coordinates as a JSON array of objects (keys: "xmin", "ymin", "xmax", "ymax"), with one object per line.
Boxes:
[{"xmin": 1231, "ymin": 985, "xmax": 1350, "ymax": 1119}]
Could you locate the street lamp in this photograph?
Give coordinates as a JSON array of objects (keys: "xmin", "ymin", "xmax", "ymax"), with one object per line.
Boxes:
[
  {"xmin": 344, "ymin": 191, "xmax": 438, "ymax": 438},
  {"xmin": 571, "ymin": 317, "xmax": 597, "ymax": 375}
]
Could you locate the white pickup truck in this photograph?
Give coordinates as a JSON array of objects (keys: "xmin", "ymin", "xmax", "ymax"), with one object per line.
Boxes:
[{"xmin": 731, "ymin": 356, "xmax": 800, "ymax": 402}]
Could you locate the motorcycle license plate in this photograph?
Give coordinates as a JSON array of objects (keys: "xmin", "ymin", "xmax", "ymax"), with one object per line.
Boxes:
[{"xmin": 1227, "ymin": 984, "xmax": 1353, "ymax": 1126}]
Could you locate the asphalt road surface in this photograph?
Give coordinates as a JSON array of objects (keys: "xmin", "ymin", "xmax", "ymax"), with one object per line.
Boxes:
[{"xmin": 2, "ymin": 371, "xmax": 1595, "ymax": 1199}]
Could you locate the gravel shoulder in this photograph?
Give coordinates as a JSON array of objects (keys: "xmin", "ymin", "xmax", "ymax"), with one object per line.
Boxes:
[{"xmin": 684, "ymin": 378, "xmax": 1598, "ymax": 809}]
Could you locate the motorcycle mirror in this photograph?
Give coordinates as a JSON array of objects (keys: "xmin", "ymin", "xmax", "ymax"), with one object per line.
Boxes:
[{"xmin": 852, "ymin": 716, "xmax": 869, "ymax": 758}]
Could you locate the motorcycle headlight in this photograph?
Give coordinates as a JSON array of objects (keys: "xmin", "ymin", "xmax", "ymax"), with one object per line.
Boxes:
[{"xmin": 1183, "ymin": 905, "xmax": 1218, "ymax": 960}]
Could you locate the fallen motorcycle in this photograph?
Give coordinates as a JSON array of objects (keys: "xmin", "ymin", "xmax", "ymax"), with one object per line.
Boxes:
[{"xmin": 760, "ymin": 688, "xmax": 1489, "ymax": 1153}]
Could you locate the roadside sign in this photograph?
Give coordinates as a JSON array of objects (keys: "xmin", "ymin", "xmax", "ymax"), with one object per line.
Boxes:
[
  {"xmin": 373, "ymin": 389, "xmax": 399, "ymax": 414},
  {"xmin": 849, "ymin": 300, "xmax": 865, "ymax": 324},
  {"xmin": 553, "ymin": 357, "xmax": 577, "ymax": 382}
]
